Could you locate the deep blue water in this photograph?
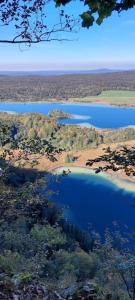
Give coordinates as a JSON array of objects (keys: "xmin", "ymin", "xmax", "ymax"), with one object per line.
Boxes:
[
  {"xmin": 50, "ymin": 172, "xmax": 135, "ymax": 238},
  {"xmin": 1, "ymin": 102, "xmax": 135, "ymax": 128}
]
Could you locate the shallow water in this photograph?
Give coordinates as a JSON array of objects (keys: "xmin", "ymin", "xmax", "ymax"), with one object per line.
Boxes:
[
  {"xmin": 50, "ymin": 171, "xmax": 135, "ymax": 238},
  {"xmin": 1, "ymin": 102, "xmax": 135, "ymax": 128}
]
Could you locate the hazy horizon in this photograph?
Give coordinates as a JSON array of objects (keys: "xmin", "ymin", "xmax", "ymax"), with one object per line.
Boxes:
[{"xmin": 0, "ymin": 67, "xmax": 135, "ymax": 73}]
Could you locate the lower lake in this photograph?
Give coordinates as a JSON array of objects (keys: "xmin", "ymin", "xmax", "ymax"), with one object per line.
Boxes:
[
  {"xmin": 49, "ymin": 169, "xmax": 135, "ymax": 240},
  {"xmin": 0, "ymin": 102, "xmax": 135, "ymax": 128}
]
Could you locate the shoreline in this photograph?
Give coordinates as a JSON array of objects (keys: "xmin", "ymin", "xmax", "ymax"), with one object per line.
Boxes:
[
  {"xmin": 1, "ymin": 99, "xmax": 135, "ymax": 109},
  {"xmin": 52, "ymin": 166, "xmax": 135, "ymax": 194},
  {"xmin": 1, "ymin": 141, "xmax": 135, "ymax": 194}
]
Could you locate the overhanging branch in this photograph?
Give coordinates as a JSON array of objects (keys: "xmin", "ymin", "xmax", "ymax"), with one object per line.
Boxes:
[{"xmin": 0, "ymin": 38, "xmax": 73, "ymax": 44}]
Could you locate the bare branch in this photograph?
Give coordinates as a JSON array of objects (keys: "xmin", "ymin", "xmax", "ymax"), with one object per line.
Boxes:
[
  {"xmin": 0, "ymin": 38, "xmax": 73, "ymax": 44},
  {"xmin": 0, "ymin": 0, "xmax": 80, "ymax": 45}
]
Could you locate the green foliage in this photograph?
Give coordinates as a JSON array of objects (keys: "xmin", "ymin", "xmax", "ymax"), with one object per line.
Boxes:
[
  {"xmin": 31, "ymin": 224, "xmax": 67, "ymax": 248},
  {"xmin": 1, "ymin": 113, "xmax": 135, "ymax": 298},
  {"xmin": 64, "ymin": 153, "xmax": 71, "ymax": 163},
  {"xmin": 0, "ymin": 161, "xmax": 101, "ymax": 298},
  {"xmin": 81, "ymin": 12, "xmax": 94, "ymax": 28},
  {"xmin": 99, "ymin": 90, "xmax": 135, "ymax": 98},
  {"xmin": 55, "ymin": 0, "xmax": 135, "ymax": 28},
  {"xmin": 48, "ymin": 109, "xmax": 71, "ymax": 119},
  {"xmin": 13, "ymin": 272, "xmax": 32, "ymax": 284},
  {"xmin": 28, "ymin": 128, "xmax": 37, "ymax": 139},
  {"xmin": 0, "ymin": 120, "xmax": 17, "ymax": 147},
  {"xmin": 0, "ymin": 112, "xmax": 102, "ymax": 153},
  {"xmin": 0, "ymin": 0, "xmax": 134, "ymax": 46},
  {"xmin": 64, "ymin": 153, "xmax": 76, "ymax": 163},
  {"xmin": 1, "ymin": 112, "xmax": 135, "ymax": 156},
  {"xmin": 104, "ymin": 128, "xmax": 135, "ymax": 143},
  {"xmin": 54, "ymin": 124, "xmax": 101, "ymax": 151},
  {"xmin": 0, "ymin": 159, "xmax": 135, "ymax": 299},
  {"xmin": 69, "ymin": 250, "xmax": 98, "ymax": 280},
  {"xmin": 0, "ymin": 252, "xmax": 25, "ymax": 275}
]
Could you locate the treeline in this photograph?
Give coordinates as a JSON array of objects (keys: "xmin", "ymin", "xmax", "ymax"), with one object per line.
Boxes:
[
  {"xmin": 104, "ymin": 127, "xmax": 135, "ymax": 143},
  {"xmin": 0, "ymin": 71, "xmax": 135, "ymax": 101}
]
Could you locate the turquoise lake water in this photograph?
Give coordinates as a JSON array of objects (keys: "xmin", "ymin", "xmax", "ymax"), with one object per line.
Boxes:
[
  {"xmin": 50, "ymin": 171, "xmax": 135, "ymax": 239},
  {"xmin": 1, "ymin": 102, "xmax": 135, "ymax": 128}
]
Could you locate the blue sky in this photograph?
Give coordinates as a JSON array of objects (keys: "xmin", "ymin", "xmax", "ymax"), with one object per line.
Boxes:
[{"xmin": 1, "ymin": 2, "xmax": 135, "ymax": 71}]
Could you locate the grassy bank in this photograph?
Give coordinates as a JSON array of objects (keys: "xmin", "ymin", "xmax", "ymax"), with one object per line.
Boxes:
[{"xmin": 66, "ymin": 90, "xmax": 135, "ymax": 107}]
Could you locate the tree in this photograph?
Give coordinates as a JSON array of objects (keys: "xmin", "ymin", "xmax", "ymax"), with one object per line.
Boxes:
[
  {"xmin": 0, "ymin": 0, "xmax": 135, "ymax": 44},
  {"xmin": 56, "ymin": 0, "xmax": 135, "ymax": 28},
  {"xmin": 0, "ymin": 0, "xmax": 78, "ymax": 44}
]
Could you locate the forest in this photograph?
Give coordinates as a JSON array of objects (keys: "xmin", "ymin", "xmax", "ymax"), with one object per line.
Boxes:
[
  {"xmin": 0, "ymin": 71, "xmax": 135, "ymax": 102},
  {"xmin": 0, "ymin": 138, "xmax": 135, "ymax": 299},
  {"xmin": 0, "ymin": 105, "xmax": 135, "ymax": 299},
  {"xmin": 1, "ymin": 112, "xmax": 135, "ymax": 154}
]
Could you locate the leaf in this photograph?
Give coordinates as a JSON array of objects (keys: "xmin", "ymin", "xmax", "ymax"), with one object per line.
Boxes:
[
  {"xmin": 55, "ymin": 0, "xmax": 71, "ymax": 6},
  {"xmin": 81, "ymin": 11, "xmax": 94, "ymax": 28},
  {"xmin": 96, "ymin": 16, "xmax": 103, "ymax": 25}
]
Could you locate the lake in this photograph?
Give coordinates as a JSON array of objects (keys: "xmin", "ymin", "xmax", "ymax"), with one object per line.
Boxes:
[
  {"xmin": 50, "ymin": 168, "xmax": 135, "ymax": 240},
  {"xmin": 1, "ymin": 102, "xmax": 135, "ymax": 128},
  {"xmin": 1, "ymin": 101, "xmax": 135, "ymax": 240}
]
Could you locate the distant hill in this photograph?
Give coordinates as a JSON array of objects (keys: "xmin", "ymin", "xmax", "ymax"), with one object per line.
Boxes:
[{"xmin": 0, "ymin": 68, "xmax": 122, "ymax": 77}]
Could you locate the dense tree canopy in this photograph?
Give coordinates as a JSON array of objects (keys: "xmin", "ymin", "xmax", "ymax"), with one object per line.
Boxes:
[{"xmin": 0, "ymin": 0, "xmax": 135, "ymax": 44}]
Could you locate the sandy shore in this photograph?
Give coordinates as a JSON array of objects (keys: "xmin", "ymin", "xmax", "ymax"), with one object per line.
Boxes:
[
  {"xmin": 2, "ymin": 139, "xmax": 135, "ymax": 193},
  {"xmin": 1, "ymin": 98, "xmax": 135, "ymax": 108},
  {"xmin": 52, "ymin": 166, "xmax": 135, "ymax": 193}
]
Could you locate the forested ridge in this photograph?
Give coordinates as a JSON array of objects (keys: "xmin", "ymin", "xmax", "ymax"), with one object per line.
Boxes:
[{"xmin": 0, "ymin": 71, "xmax": 135, "ymax": 102}]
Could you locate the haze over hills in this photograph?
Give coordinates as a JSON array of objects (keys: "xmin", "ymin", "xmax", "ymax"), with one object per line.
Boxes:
[{"xmin": 0, "ymin": 68, "xmax": 128, "ymax": 76}]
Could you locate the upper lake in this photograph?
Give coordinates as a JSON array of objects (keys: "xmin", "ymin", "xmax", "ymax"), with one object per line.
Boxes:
[{"xmin": 1, "ymin": 102, "xmax": 135, "ymax": 129}]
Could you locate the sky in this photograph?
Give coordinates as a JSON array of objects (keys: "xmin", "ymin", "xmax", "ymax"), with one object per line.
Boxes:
[{"xmin": 1, "ymin": 2, "xmax": 135, "ymax": 71}]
